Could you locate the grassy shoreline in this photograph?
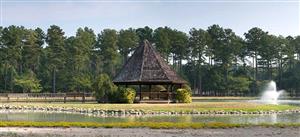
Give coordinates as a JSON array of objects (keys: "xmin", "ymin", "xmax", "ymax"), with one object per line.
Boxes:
[
  {"xmin": 1, "ymin": 102, "xmax": 299, "ymax": 113},
  {"xmin": 0, "ymin": 121, "xmax": 300, "ymax": 129}
]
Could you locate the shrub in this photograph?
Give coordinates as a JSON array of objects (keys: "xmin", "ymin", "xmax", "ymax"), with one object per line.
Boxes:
[
  {"xmin": 119, "ymin": 88, "xmax": 136, "ymax": 104},
  {"xmin": 176, "ymin": 88, "xmax": 192, "ymax": 103},
  {"xmin": 93, "ymin": 74, "xmax": 117, "ymax": 103},
  {"xmin": 182, "ymin": 84, "xmax": 192, "ymax": 92}
]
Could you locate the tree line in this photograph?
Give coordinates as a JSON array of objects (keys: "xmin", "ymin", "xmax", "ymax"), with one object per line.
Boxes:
[{"xmin": 0, "ymin": 25, "xmax": 300, "ymax": 96}]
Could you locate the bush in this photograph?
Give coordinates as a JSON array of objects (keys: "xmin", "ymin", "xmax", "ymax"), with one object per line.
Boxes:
[
  {"xmin": 176, "ymin": 88, "xmax": 192, "ymax": 103},
  {"xmin": 93, "ymin": 74, "xmax": 117, "ymax": 103},
  {"xmin": 119, "ymin": 88, "xmax": 136, "ymax": 104},
  {"xmin": 182, "ymin": 84, "xmax": 192, "ymax": 92}
]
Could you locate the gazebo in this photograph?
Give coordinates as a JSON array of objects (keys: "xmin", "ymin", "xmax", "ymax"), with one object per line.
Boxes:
[{"xmin": 113, "ymin": 40, "xmax": 187, "ymax": 103}]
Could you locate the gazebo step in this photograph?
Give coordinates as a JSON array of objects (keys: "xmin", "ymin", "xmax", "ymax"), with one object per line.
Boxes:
[{"xmin": 137, "ymin": 100, "xmax": 171, "ymax": 104}]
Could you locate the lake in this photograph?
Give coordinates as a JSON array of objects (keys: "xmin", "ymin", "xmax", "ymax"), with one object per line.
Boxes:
[{"xmin": 0, "ymin": 110, "xmax": 299, "ymax": 124}]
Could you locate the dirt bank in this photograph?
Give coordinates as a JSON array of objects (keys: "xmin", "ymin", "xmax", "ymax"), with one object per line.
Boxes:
[{"xmin": 0, "ymin": 127, "xmax": 299, "ymax": 137}]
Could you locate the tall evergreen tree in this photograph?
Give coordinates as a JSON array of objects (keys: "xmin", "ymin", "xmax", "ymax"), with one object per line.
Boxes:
[
  {"xmin": 188, "ymin": 28, "xmax": 210, "ymax": 94},
  {"xmin": 1, "ymin": 26, "xmax": 26, "ymax": 91},
  {"xmin": 244, "ymin": 27, "xmax": 268, "ymax": 80},
  {"xmin": 117, "ymin": 28, "xmax": 139, "ymax": 64},
  {"xmin": 96, "ymin": 29, "xmax": 120, "ymax": 77},
  {"xmin": 136, "ymin": 26, "xmax": 153, "ymax": 43},
  {"xmin": 45, "ymin": 25, "xmax": 66, "ymax": 93},
  {"xmin": 22, "ymin": 29, "xmax": 43, "ymax": 72},
  {"xmin": 153, "ymin": 27, "xmax": 172, "ymax": 62}
]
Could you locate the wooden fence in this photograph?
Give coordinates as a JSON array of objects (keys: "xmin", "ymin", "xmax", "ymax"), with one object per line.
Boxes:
[{"xmin": 0, "ymin": 93, "xmax": 95, "ymax": 103}]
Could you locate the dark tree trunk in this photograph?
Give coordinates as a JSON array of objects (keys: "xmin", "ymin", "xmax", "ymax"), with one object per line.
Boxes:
[
  {"xmin": 255, "ymin": 52, "xmax": 258, "ymax": 80},
  {"xmin": 4, "ymin": 64, "xmax": 7, "ymax": 91},
  {"xmin": 52, "ymin": 68, "xmax": 56, "ymax": 93}
]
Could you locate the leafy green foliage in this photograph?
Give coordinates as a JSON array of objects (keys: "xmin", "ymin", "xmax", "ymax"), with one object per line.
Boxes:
[
  {"xmin": 96, "ymin": 29, "xmax": 120, "ymax": 77},
  {"xmin": 14, "ymin": 70, "xmax": 42, "ymax": 93},
  {"xmin": 136, "ymin": 26, "xmax": 153, "ymax": 43},
  {"xmin": 182, "ymin": 84, "xmax": 192, "ymax": 93},
  {"xmin": 93, "ymin": 74, "xmax": 117, "ymax": 102},
  {"xmin": 227, "ymin": 76, "xmax": 251, "ymax": 92},
  {"xmin": 45, "ymin": 25, "xmax": 66, "ymax": 93},
  {"xmin": 176, "ymin": 88, "xmax": 192, "ymax": 103},
  {"xmin": 118, "ymin": 28, "xmax": 139, "ymax": 63},
  {"xmin": 119, "ymin": 88, "xmax": 136, "ymax": 104}
]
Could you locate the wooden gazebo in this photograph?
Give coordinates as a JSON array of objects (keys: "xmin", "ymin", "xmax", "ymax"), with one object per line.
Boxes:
[{"xmin": 113, "ymin": 40, "xmax": 187, "ymax": 103}]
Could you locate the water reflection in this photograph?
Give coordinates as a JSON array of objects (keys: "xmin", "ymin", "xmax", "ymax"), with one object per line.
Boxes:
[{"xmin": 0, "ymin": 111, "xmax": 299, "ymax": 124}]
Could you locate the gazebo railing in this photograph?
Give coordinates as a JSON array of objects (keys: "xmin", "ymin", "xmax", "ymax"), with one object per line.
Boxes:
[{"xmin": 140, "ymin": 92, "xmax": 172, "ymax": 100}]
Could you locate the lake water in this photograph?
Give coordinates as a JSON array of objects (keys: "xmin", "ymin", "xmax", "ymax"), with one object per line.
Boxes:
[{"xmin": 0, "ymin": 111, "xmax": 299, "ymax": 124}]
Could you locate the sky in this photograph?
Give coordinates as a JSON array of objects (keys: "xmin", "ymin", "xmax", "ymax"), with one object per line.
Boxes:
[{"xmin": 0, "ymin": 0, "xmax": 299, "ymax": 37}]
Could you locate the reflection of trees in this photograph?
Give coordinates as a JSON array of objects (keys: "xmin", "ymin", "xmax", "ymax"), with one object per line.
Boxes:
[
  {"xmin": 269, "ymin": 114, "xmax": 277, "ymax": 124},
  {"xmin": 225, "ymin": 114, "xmax": 278, "ymax": 124},
  {"xmin": 176, "ymin": 115, "xmax": 192, "ymax": 123},
  {"xmin": 3, "ymin": 111, "xmax": 298, "ymax": 125},
  {"xmin": 136, "ymin": 115, "xmax": 193, "ymax": 123}
]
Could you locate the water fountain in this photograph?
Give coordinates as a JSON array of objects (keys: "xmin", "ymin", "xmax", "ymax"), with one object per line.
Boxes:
[
  {"xmin": 260, "ymin": 81, "xmax": 284, "ymax": 104},
  {"xmin": 248, "ymin": 81, "xmax": 300, "ymax": 105}
]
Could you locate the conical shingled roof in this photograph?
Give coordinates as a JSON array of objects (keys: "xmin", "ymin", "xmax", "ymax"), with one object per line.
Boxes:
[{"xmin": 113, "ymin": 40, "xmax": 187, "ymax": 85}]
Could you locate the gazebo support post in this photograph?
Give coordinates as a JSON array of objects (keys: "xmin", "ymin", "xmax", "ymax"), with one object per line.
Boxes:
[
  {"xmin": 167, "ymin": 85, "xmax": 170, "ymax": 101},
  {"xmin": 139, "ymin": 84, "xmax": 142, "ymax": 101},
  {"xmin": 170, "ymin": 84, "xmax": 174, "ymax": 103},
  {"xmin": 149, "ymin": 85, "xmax": 151, "ymax": 100}
]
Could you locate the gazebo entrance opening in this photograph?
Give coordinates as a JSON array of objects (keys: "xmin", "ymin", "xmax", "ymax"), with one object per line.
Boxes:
[
  {"xmin": 116, "ymin": 83, "xmax": 182, "ymax": 103},
  {"xmin": 140, "ymin": 85, "xmax": 170, "ymax": 100}
]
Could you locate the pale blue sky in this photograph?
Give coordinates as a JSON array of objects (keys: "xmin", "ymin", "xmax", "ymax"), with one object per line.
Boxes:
[{"xmin": 1, "ymin": 0, "xmax": 299, "ymax": 37}]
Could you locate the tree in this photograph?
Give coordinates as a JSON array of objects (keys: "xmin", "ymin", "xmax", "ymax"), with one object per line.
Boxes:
[
  {"xmin": 259, "ymin": 34, "xmax": 281, "ymax": 80},
  {"xmin": 72, "ymin": 73, "xmax": 92, "ymax": 92},
  {"xmin": 46, "ymin": 25, "xmax": 66, "ymax": 93},
  {"xmin": 117, "ymin": 28, "xmax": 139, "ymax": 64},
  {"xmin": 22, "ymin": 29, "xmax": 43, "ymax": 72},
  {"xmin": 14, "ymin": 70, "xmax": 42, "ymax": 93},
  {"xmin": 96, "ymin": 29, "xmax": 120, "ymax": 77},
  {"xmin": 169, "ymin": 29, "xmax": 189, "ymax": 71},
  {"xmin": 153, "ymin": 27, "xmax": 172, "ymax": 61},
  {"xmin": 136, "ymin": 26, "xmax": 153, "ymax": 43},
  {"xmin": 1, "ymin": 26, "xmax": 26, "ymax": 91},
  {"xmin": 73, "ymin": 27, "xmax": 96, "ymax": 71},
  {"xmin": 281, "ymin": 63, "xmax": 300, "ymax": 96},
  {"xmin": 93, "ymin": 73, "xmax": 117, "ymax": 102},
  {"xmin": 188, "ymin": 28, "xmax": 210, "ymax": 94},
  {"xmin": 292, "ymin": 36, "xmax": 300, "ymax": 61},
  {"xmin": 227, "ymin": 76, "xmax": 251, "ymax": 95},
  {"xmin": 244, "ymin": 27, "xmax": 268, "ymax": 80},
  {"xmin": 284, "ymin": 36, "xmax": 296, "ymax": 70},
  {"xmin": 207, "ymin": 25, "xmax": 242, "ymax": 82},
  {"xmin": 63, "ymin": 27, "xmax": 96, "ymax": 92}
]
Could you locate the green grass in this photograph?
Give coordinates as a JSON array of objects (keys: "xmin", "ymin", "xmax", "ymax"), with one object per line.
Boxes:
[
  {"xmin": 1, "ymin": 102, "xmax": 299, "ymax": 113},
  {"xmin": 192, "ymin": 96, "xmax": 258, "ymax": 100},
  {"xmin": 0, "ymin": 121, "xmax": 300, "ymax": 129}
]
